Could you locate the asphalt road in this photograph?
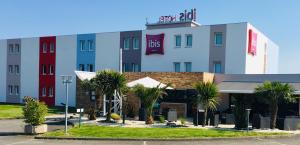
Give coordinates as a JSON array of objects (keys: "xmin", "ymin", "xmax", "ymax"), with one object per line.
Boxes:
[{"xmin": 0, "ymin": 135, "xmax": 300, "ymax": 145}]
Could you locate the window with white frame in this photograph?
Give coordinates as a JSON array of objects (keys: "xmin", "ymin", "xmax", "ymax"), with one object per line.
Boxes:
[
  {"xmin": 43, "ymin": 42, "xmax": 47, "ymax": 53},
  {"xmin": 133, "ymin": 37, "xmax": 139, "ymax": 50},
  {"xmin": 9, "ymin": 44, "xmax": 14, "ymax": 53},
  {"xmin": 49, "ymin": 87, "xmax": 54, "ymax": 97},
  {"xmin": 8, "ymin": 85, "xmax": 13, "ymax": 95},
  {"xmin": 15, "ymin": 65, "xmax": 19, "ymax": 74},
  {"xmin": 214, "ymin": 32, "xmax": 223, "ymax": 46},
  {"xmin": 14, "ymin": 85, "xmax": 19, "ymax": 95},
  {"xmin": 49, "ymin": 65, "xmax": 54, "ymax": 75},
  {"xmin": 123, "ymin": 38, "xmax": 130, "ymax": 50},
  {"xmin": 132, "ymin": 63, "xmax": 139, "ymax": 72},
  {"xmin": 42, "ymin": 65, "xmax": 47, "ymax": 75},
  {"xmin": 79, "ymin": 64, "xmax": 85, "ymax": 71},
  {"xmin": 9, "ymin": 65, "xmax": 13, "ymax": 74},
  {"xmin": 174, "ymin": 62, "xmax": 181, "ymax": 72},
  {"xmin": 42, "ymin": 87, "xmax": 47, "ymax": 97},
  {"xmin": 50, "ymin": 43, "xmax": 55, "ymax": 53},
  {"xmin": 213, "ymin": 62, "xmax": 222, "ymax": 73},
  {"xmin": 80, "ymin": 40, "xmax": 85, "ymax": 51},
  {"xmin": 175, "ymin": 35, "xmax": 181, "ymax": 47},
  {"xmin": 15, "ymin": 44, "xmax": 20, "ymax": 53},
  {"xmin": 184, "ymin": 62, "xmax": 192, "ymax": 72},
  {"xmin": 87, "ymin": 64, "xmax": 94, "ymax": 72},
  {"xmin": 122, "ymin": 63, "xmax": 129, "ymax": 72},
  {"xmin": 88, "ymin": 40, "xmax": 94, "ymax": 51},
  {"xmin": 186, "ymin": 34, "xmax": 192, "ymax": 47}
]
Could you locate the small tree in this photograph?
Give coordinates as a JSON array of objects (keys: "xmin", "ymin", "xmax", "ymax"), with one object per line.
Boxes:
[
  {"xmin": 194, "ymin": 82, "xmax": 219, "ymax": 127},
  {"xmin": 23, "ymin": 96, "xmax": 48, "ymax": 126},
  {"xmin": 92, "ymin": 70, "xmax": 126, "ymax": 122},
  {"xmin": 255, "ymin": 81, "xmax": 296, "ymax": 129},
  {"xmin": 133, "ymin": 84, "xmax": 168, "ymax": 124}
]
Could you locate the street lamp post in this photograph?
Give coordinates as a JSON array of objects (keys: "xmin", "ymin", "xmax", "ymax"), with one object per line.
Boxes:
[
  {"xmin": 61, "ymin": 75, "xmax": 73, "ymax": 134},
  {"xmin": 246, "ymin": 109, "xmax": 252, "ymax": 132}
]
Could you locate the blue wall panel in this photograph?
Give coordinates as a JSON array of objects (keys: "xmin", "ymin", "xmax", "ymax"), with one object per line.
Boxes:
[{"xmin": 76, "ymin": 34, "xmax": 96, "ymax": 72}]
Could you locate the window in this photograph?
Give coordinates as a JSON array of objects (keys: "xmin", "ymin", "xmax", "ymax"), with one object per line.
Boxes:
[
  {"xmin": 9, "ymin": 85, "xmax": 13, "ymax": 95},
  {"xmin": 79, "ymin": 64, "xmax": 85, "ymax": 71},
  {"xmin": 214, "ymin": 32, "xmax": 223, "ymax": 46},
  {"xmin": 80, "ymin": 40, "xmax": 85, "ymax": 51},
  {"xmin": 50, "ymin": 43, "xmax": 55, "ymax": 53},
  {"xmin": 184, "ymin": 62, "xmax": 192, "ymax": 72},
  {"xmin": 186, "ymin": 34, "xmax": 193, "ymax": 47},
  {"xmin": 9, "ymin": 44, "xmax": 14, "ymax": 53},
  {"xmin": 15, "ymin": 65, "xmax": 19, "ymax": 74},
  {"xmin": 132, "ymin": 63, "xmax": 139, "ymax": 72},
  {"xmin": 174, "ymin": 62, "xmax": 181, "ymax": 72},
  {"xmin": 123, "ymin": 38, "xmax": 130, "ymax": 50},
  {"xmin": 42, "ymin": 87, "xmax": 47, "ymax": 97},
  {"xmin": 133, "ymin": 37, "xmax": 139, "ymax": 49},
  {"xmin": 49, "ymin": 87, "xmax": 54, "ymax": 97},
  {"xmin": 49, "ymin": 65, "xmax": 54, "ymax": 75},
  {"xmin": 87, "ymin": 64, "xmax": 94, "ymax": 72},
  {"xmin": 175, "ymin": 35, "xmax": 181, "ymax": 47},
  {"xmin": 14, "ymin": 86, "xmax": 19, "ymax": 95},
  {"xmin": 214, "ymin": 62, "xmax": 222, "ymax": 73},
  {"xmin": 15, "ymin": 44, "xmax": 20, "ymax": 53},
  {"xmin": 88, "ymin": 40, "xmax": 94, "ymax": 51},
  {"xmin": 42, "ymin": 65, "xmax": 47, "ymax": 75},
  {"xmin": 42, "ymin": 42, "xmax": 47, "ymax": 53},
  {"xmin": 122, "ymin": 63, "xmax": 129, "ymax": 72},
  {"xmin": 9, "ymin": 65, "xmax": 13, "ymax": 74}
]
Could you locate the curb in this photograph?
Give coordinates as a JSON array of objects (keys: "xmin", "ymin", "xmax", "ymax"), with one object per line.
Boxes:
[{"xmin": 34, "ymin": 134, "xmax": 297, "ymax": 141}]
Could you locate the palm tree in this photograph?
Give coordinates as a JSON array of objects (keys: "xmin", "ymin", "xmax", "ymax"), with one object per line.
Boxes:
[
  {"xmin": 133, "ymin": 84, "xmax": 168, "ymax": 124},
  {"xmin": 92, "ymin": 70, "xmax": 126, "ymax": 122},
  {"xmin": 193, "ymin": 82, "xmax": 219, "ymax": 127},
  {"xmin": 255, "ymin": 81, "xmax": 296, "ymax": 129}
]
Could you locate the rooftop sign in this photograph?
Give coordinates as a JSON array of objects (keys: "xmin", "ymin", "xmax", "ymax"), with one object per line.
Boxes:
[{"xmin": 159, "ymin": 8, "xmax": 196, "ymax": 23}]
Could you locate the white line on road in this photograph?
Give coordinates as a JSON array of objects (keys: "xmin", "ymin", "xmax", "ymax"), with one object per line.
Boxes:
[
  {"xmin": 256, "ymin": 138, "xmax": 288, "ymax": 145},
  {"xmin": 143, "ymin": 141, "xmax": 147, "ymax": 145}
]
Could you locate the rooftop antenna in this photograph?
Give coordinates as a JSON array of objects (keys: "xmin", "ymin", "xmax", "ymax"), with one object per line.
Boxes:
[{"xmin": 146, "ymin": 17, "xmax": 148, "ymax": 24}]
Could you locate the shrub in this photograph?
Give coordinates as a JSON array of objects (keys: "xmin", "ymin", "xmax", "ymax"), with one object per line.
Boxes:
[
  {"xmin": 111, "ymin": 113, "xmax": 121, "ymax": 121},
  {"xmin": 179, "ymin": 117, "xmax": 186, "ymax": 125},
  {"xmin": 23, "ymin": 96, "xmax": 48, "ymax": 126},
  {"xmin": 159, "ymin": 115, "xmax": 165, "ymax": 123}
]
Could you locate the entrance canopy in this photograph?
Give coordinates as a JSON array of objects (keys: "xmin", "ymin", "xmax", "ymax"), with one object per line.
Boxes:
[
  {"xmin": 127, "ymin": 77, "xmax": 173, "ymax": 89},
  {"xmin": 218, "ymin": 82, "xmax": 300, "ymax": 95}
]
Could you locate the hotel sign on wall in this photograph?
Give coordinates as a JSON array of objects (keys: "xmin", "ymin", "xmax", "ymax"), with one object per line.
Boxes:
[
  {"xmin": 146, "ymin": 34, "xmax": 165, "ymax": 55},
  {"xmin": 248, "ymin": 29, "xmax": 257, "ymax": 56},
  {"xmin": 159, "ymin": 8, "xmax": 196, "ymax": 23}
]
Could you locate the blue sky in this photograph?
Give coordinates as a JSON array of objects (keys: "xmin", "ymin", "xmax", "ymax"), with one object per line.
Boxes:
[{"xmin": 0, "ymin": 0, "xmax": 299, "ymax": 73}]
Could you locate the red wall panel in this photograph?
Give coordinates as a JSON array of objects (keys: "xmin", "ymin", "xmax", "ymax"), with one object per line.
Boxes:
[{"xmin": 39, "ymin": 36, "xmax": 56, "ymax": 106}]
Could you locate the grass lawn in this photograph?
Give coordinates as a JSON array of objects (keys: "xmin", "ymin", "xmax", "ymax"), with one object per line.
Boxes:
[
  {"xmin": 43, "ymin": 125, "xmax": 286, "ymax": 139},
  {"xmin": 0, "ymin": 103, "xmax": 76, "ymax": 119}
]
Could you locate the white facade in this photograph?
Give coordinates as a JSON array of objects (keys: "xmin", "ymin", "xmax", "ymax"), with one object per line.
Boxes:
[
  {"xmin": 95, "ymin": 32, "xmax": 120, "ymax": 71},
  {"xmin": 142, "ymin": 26, "xmax": 211, "ymax": 72},
  {"xmin": 56, "ymin": 35, "xmax": 77, "ymax": 106},
  {"xmin": 0, "ymin": 40, "xmax": 7, "ymax": 102},
  {"xmin": 20, "ymin": 38, "xmax": 39, "ymax": 101}
]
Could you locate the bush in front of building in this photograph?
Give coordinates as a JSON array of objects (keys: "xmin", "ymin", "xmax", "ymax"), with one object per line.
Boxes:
[
  {"xmin": 255, "ymin": 81, "xmax": 296, "ymax": 129},
  {"xmin": 23, "ymin": 96, "xmax": 48, "ymax": 126},
  {"xmin": 232, "ymin": 94, "xmax": 253, "ymax": 129}
]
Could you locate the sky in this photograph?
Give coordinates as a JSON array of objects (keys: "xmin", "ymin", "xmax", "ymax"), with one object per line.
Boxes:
[{"xmin": 0, "ymin": 0, "xmax": 299, "ymax": 73}]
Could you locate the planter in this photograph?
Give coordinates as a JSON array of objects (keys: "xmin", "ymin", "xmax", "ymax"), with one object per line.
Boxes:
[{"xmin": 24, "ymin": 124, "xmax": 48, "ymax": 134}]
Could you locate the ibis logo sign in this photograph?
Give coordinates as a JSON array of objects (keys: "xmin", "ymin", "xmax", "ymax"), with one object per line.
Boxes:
[
  {"xmin": 248, "ymin": 29, "xmax": 257, "ymax": 56},
  {"xmin": 146, "ymin": 34, "xmax": 164, "ymax": 55}
]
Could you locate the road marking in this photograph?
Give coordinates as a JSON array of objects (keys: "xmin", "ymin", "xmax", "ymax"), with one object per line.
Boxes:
[
  {"xmin": 5, "ymin": 139, "xmax": 34, "ymax": 145},
  {"xmin": 143, "ymin": 141, "xmax": 147, "ymax": 145}
]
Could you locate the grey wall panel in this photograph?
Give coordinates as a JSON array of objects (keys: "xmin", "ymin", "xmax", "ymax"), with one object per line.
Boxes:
[
  {"xmin": 6, "ymin": 39, "xmax": 21, "ymax": 103},
  {"xmin": 209, "ymin": 24, "xmax": 227, "ymax": 73}
]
